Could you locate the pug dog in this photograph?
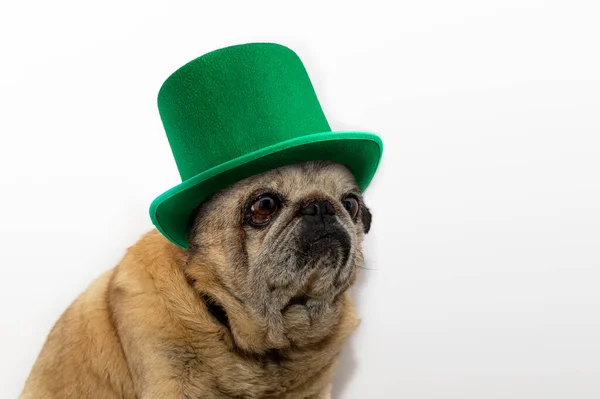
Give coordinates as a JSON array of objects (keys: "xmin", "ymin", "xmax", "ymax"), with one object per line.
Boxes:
[{"xmin": 20, "ymin": 161, "xmax": 373, "ymax": 399}]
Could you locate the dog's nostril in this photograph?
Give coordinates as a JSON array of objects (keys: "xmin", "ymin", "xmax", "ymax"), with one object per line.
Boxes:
[
  {"xmin": 300, "ymin": 200, "xmax": 336, "ymax": 216},
  {"xmin": 301, "ymin": 202, "xmax": 320, "ymax": 216}
]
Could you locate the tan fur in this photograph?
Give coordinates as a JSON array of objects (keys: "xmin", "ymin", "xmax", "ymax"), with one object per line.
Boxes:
[{"xmin": 21, "ymin": 162, "xmax": 368, "ymax": 398}]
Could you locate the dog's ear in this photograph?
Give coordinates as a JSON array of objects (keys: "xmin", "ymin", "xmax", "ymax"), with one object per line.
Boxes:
[{"xmin": 360, "ymin": 203, "xmax": 372, "ymax": 234}]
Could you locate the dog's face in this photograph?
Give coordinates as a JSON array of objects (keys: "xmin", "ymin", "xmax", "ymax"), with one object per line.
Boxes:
[{"xmin": 185, "ymin": 161, "xmax": 371, "ymax": 350}]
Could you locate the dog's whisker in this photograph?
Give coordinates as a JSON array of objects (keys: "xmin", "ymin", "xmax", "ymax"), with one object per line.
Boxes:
[{"xmin": 357, "ymin": 265, "xmax": 377, "ymax": 270}]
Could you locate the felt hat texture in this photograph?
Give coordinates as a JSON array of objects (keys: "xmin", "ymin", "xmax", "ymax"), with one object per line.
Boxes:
[{"xmin": 150, "ymin": 42, "xmax": 383, "ymax": 249}]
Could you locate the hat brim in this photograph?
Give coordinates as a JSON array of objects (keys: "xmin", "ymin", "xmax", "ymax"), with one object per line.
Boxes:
[{"xmin": 150, "ymin": 131, "xmax": 383, "ymax": 249}]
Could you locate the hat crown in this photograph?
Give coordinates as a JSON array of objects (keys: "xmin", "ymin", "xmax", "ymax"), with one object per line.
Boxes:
[{"xmin": 157, "ymin": 43, "xmax": 331, "ymax": 181}]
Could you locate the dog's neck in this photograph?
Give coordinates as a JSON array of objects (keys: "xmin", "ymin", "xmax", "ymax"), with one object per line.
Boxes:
[{"xmin": 184, "ymin": 258, "xmax": 352, "ymax": 355}]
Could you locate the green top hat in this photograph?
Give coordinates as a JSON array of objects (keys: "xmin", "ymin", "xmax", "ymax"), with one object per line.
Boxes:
[{"xmin": 150, "ymin": 43, "xmax": 383, "ymax": 249}]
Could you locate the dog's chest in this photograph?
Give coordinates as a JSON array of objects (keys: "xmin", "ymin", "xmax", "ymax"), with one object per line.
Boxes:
[{"xmin": 170, "ymin": 346, "xmax": 334, "ymax": 398}]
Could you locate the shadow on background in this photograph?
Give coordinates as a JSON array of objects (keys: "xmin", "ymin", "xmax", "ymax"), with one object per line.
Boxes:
[{"xmin": 331, "ymin": 259, "xmax": 373, "ymax": 398}]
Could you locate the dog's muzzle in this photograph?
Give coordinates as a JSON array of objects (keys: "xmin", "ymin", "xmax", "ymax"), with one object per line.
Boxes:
[{"xmin": 296, "ymin": 200, "xmax": 352, "ymax": 269}]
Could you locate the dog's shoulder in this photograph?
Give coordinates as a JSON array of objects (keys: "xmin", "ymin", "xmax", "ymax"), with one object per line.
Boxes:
[
  {"xmin": 21, "ymin": 269, "xmax": 135, "ymax": 399},
  {"xmin": 107, "ymin": 230, "xmax": 215, "ymax": 396}
]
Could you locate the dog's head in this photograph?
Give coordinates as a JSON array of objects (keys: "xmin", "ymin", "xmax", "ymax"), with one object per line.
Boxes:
[{"xmin": 185, "ymin": 161, "xmax": 371, "ymax": 351}]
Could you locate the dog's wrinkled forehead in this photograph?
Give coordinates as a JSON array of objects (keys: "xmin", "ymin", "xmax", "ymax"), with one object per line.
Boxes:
[{"xmin": 228, "ymin": 162, "xmax": 358, "ymax": 200}]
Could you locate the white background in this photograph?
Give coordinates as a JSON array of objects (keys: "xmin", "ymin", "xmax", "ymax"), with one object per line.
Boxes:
[{"xmin": 1, "ymin": 1, "xmax": 599, "ymax": 398}]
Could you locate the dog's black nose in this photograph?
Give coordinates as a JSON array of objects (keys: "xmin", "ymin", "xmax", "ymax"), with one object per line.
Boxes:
[{"xmin": 300, "ymin": 200, "xmax": 336, "ymax": 217}]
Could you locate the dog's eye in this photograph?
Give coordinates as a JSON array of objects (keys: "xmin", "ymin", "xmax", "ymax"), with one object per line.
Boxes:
[
  {"xmin": 342, "ymin": 195, "xmax": 359, "ymax": 219},
  {"xmin": 248, "ymin": 195, "xmax": 280, "ymax": 226}
]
